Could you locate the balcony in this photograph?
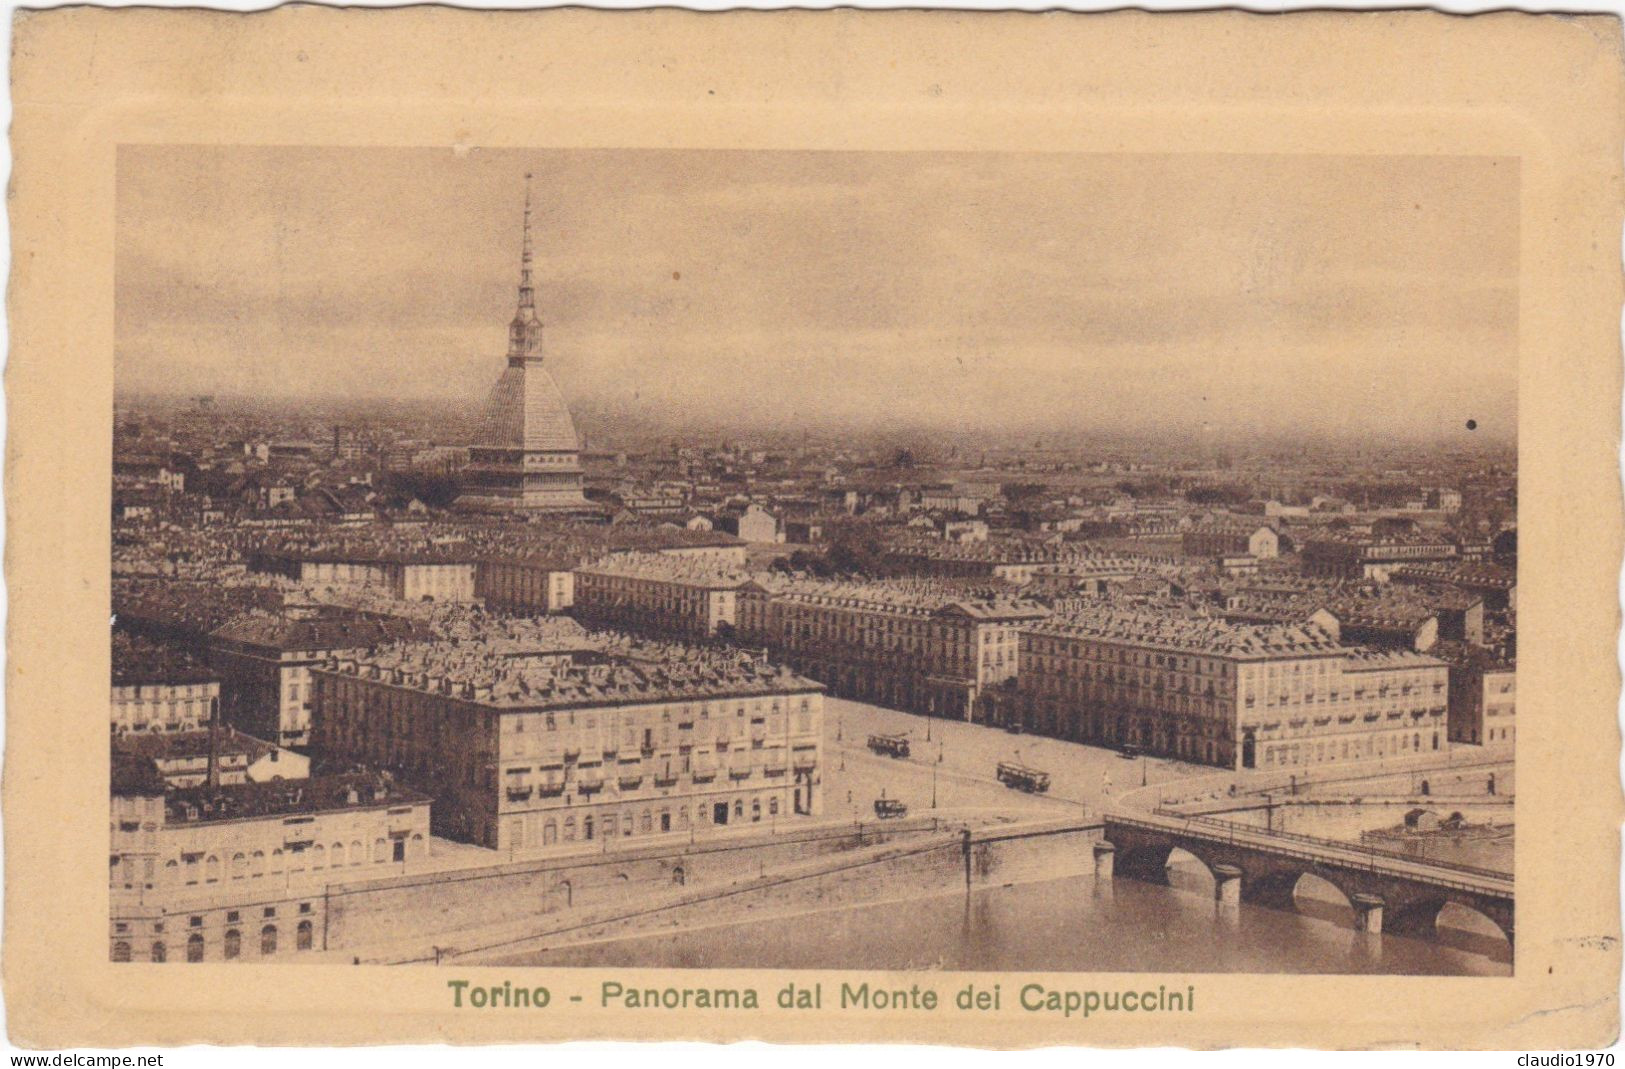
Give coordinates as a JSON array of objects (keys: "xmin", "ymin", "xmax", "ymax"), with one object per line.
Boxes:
[
  {"xmin": 653, "ymin": 774, "xmax": 679, "ymax": 788},
  {"xmin": 537, "ymin": 782, "xmax": 566, "ymax": 797},
  {"xmin": 505, "ymin": 787, "xmax": 533, "ymax": 803},
  {"xmin": 618, "ymin": 776, "xmax": 644, "ymax": 791},
  {"xmin": 691, "ymin": 768, "xmax": 717, "ymax": 783},
  {"xmin": 729, "ymin": 767, "xmax": 753, "ymax": 781},
  {"xmin": 764, "ymin": 766, "xmax": 787, "ymax": 778},
  {"xmin": 577, "ymin": 781, "xmax": 604, "ymax": 796}
]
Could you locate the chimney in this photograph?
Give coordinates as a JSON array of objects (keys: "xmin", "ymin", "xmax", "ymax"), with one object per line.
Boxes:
[{"xmin": 206, "ymin": 695, "xmax": 221, "ymax": 791}]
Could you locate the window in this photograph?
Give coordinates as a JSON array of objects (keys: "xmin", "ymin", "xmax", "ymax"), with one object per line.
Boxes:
[
  {"xmin": 296, "ymin": 921, "xmax": 314, "ymax": 951},
  {"xmin": 224, "ymin": 929, "xmax": 241, "ymax": 960},
  {"xmin": 187, "ymin": 933, "xmax": 205, "ymax": 963},
  {"xmin": 261, "ymin": 925, "xmax": 278, "ymax": 956},
  {"xmin": 150, "ymin": 942, "xmax": 166, "ymax": 963},
  {"xmin": 111, "ymin": 941, "xmax": 131, "ymax": 963}
]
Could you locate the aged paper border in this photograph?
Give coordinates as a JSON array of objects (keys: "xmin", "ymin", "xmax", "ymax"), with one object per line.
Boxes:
[{"xmin": 6, "ymin": 6, "xmax": 1623, "ymax": 1049}]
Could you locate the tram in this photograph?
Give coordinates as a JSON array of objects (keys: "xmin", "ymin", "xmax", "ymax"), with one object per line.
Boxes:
[
  {"xmin": 866, "ymin": 733, "xmax": 911, "ymax": 759},
  {"xmin": 996, "ymin": 761, "xmax": 1052, "ymax": 794},
  {"xmin": 873, "ymin": 798, "xmax": 909, "ymax": 819}
]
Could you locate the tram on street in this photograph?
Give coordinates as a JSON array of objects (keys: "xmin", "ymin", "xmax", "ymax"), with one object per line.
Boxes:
[
  {"xmin": 867, "ymin": 732, "xmax": 912, "ymax": 759},
  {"xmin": 873, "ymin": 797, "xmax": 909, "ymax": 819},
  {"xmin": 996, "ymin": 761, "xmax": 1052, "ymax": 794}
]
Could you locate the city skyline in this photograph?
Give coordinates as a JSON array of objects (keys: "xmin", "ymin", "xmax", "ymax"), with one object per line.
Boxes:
[{"xmin": 117, "ymin": 146, "xmax": 1518, "ymax": 441}]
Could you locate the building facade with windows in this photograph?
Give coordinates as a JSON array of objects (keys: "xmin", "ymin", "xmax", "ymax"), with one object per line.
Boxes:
[
  {"xmin": 310, "ymin": 640, "xmax": 823, "ymax": 853},
  {"xmin": 1301, "ymin": 535, "xmax": 1459, "ymax": 581},
  {"xmin": 571, "ymin": 553, "xmax": 747, "ymax": 639},
  {"xmin": 734, "ymin": 578, "xmax": 1049, "ymax": 721},
  {"xmin": 110, "ymin": 766, "xmax": 430, "ymax": 963},
  {"xmin": 1432, "ymin": 642, "xmax": 1516, "ymax": 747},
  {"xmin": 112, "ymin": 633, "xmax": 221, "ymax": 735},
  {"xmin": 208, "ymin": 612, "xmax": 427, "ymax": 749},
  {"xmin": 476, "ymin": 556, "xmax": 577, "ymax": 614},
  {"xmin": 1015, "ymin": 607, "xmax": 1449, "ymax": 770},
  {"xmin": 1181, "ymin": 523, "xmax": 1280, "ymax": 560}
]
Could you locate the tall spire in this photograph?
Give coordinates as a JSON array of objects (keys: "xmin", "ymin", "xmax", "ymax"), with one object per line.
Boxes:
[
  {"xmin": 508, "ymin": 172, "xmax": 543, "ymax": 361},
  {"xmin": 518, "ymin": 172, "xmax": 534, "ymax": 311}
]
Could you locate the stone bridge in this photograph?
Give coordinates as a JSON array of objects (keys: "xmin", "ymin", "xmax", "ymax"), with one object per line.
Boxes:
[{"xmin": 1100, "ymin": 812, "xmax": 1513, "ymax": 951}]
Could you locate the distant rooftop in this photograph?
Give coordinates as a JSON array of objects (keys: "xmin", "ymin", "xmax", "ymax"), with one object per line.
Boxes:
[
  {"xmin": 751, "ymin": 575, "xmax": 1050, "ymax": 620},
  {"xmin": 111, "ymin": 631, "xmax": 218, "ymax": 687},
  {"xmin": 160, "ymin": 771, "xmax": 429, "ymax": 823},
  {"xmin": 1029, "ymin": 605, "xmax": 1343, "ymax": 660},
  {"xmin": 576, "ymin": 551, "xmax": 750, "ymax": 588},
  {"xmin": 320, "ymin": 636, "xmax": 821, "ymax": 711}
]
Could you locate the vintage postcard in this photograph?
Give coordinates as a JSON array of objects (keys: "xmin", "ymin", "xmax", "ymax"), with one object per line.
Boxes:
[{"xmin": 5, "ymin": 5, "xmax": 1622, "ymax": 1051}]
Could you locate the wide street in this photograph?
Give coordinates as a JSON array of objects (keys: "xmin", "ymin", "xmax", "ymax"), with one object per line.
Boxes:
[{"xmin": 817, "ymin": 695, "xmax": 1213, "ymax": 824}]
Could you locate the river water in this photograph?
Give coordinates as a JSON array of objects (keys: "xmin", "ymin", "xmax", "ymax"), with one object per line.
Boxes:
[{"xmin": 493, "ymin": 864, "xmax": 1511, "ymax": 975}]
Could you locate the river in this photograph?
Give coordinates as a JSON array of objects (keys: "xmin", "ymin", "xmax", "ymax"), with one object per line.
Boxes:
[{"xmin": 490, "ymin": 863, "xmax": 1511, "ymax": 975}]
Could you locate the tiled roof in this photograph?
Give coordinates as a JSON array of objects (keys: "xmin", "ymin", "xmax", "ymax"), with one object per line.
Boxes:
[
  {"xmin": 322, "ymin": 638, "xmax": 821, "ymax": 711},
  {"xmin": 162, "ymin": 771, "xmax": 429, "ymax": 824},
  {"xmin": 113, "ymin": 726, "xmax": 275, "ymax": 764},
  {"xmin": 1028, "ymin": 605, "xmax": 1343, "ymax": 660},
  {"xmin": 212, "ymin": 611, "xmax": 429, "ymax": 652},
  {"xmin": 473, "ymin": 362, "xmax": 580, "ymax": 453},
  {"xmin": 112, "ymin": 751, "xmax": 168, "ymax": 797},
  {"xmin": 577, "ymin": 551, "xmax": 749, "ymax": 588},
  {"xmin": 111, "ymin": 631, "xmax": 218, "ymax": 687}
]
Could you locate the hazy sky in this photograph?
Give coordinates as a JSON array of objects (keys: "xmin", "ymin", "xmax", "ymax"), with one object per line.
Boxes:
[{"xmin": 116, "ymin": 146, "xmax": 1517, "ymax": 438}]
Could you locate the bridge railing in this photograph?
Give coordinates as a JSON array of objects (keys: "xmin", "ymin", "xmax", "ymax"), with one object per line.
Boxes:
[
  {"xmin": 1108, "ymin": 813, "xmax": 1512, "ymax": 897},
  {"xmin": 1150, "ymin": 809, "xmax": 1513, "ymax": 882}
]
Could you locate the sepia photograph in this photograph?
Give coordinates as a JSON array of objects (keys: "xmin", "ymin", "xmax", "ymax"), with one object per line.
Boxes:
[
  {"xmin": 109, "ymin": 144, "xmax": 1518, "ymax": 976},
  {"xmin": 8, "ymin": 6, "xmax": 1621, "ymax": 1052}
]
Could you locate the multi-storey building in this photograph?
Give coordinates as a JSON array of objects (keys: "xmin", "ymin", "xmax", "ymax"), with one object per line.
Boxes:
[
  {"xmin": 572, "ymin": 553, "xmax": 748, "ymax": 639},
  {"xmin": 1015, "ymin": 607, "xmax": 1449, "ymax": 770},
  {"xmin": 310, "ymin": 639, "xmax": 823, "ymax": 853},
  {"xmin": 113, "ymin": 727, "xmax": 310, "ymax": 788},
  {"xmin": 209, "ymin": 611, "xmax": 427, "ymax": 749},
  {"xmin": 476, "ymin": 554, "xmax": 578, "ymax": 614},
  {"xmin": 110, "ymin": 765, "xmax": 431, "ymax": 963},
  {"xmin": 1432, "ymin": 641, "xmax": 1517, "ymax": 747},
  {"xmin": 112, "ymin": 632, "xmax": 220, "ymax": 735},
  {"xmin": 734, "ymin": 578, "xmax": 1049, "ymax": 721},
  {"xmin": 1181, "ymin": 523, "xmax": 1280, "ymax": 560},
  {"xmin": 1301, "ymin": 534, "xmax": 1459, "ymax": 581},
  {"xmin": 250, "ymin": 550, "xmax": 477, "ymax": 603}
]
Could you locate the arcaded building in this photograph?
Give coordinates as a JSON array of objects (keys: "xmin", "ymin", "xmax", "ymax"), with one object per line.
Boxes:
[
  {"xmin": 110, "ymin": 762, "xmax": 431, "ymax": 963},
  {"xmin": 1016, "ymin": 606, "xmax": 1449, "ymax": 770},
  {"xmin": 734, "ymin": 578, "xmax": 1049, "ymax": 721},
  {"xmin": 310, "ymin": 638, "xmax": 824, "ymax": 853}
]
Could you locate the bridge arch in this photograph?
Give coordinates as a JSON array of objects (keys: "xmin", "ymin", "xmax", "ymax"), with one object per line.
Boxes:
[
  {"xmin": 1114, "ymin": 843, "xmax": 1178, "ymax": 884},
  {"xmin": 1388, "ymin": 896, "xmax": 1512, "ymax": 956}
]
